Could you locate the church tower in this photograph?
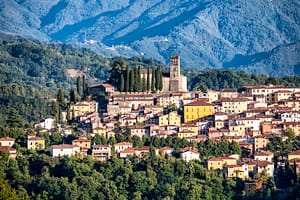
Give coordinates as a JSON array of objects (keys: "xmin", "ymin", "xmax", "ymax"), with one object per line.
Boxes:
[{"xmin": 170, "ymin": 55, "xmax": 180, "ymax": 79}]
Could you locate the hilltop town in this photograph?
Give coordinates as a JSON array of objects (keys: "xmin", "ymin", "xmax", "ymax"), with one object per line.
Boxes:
[{"xmin": 1, "ymin": 55, "xmax": 300, "ymax": 198}]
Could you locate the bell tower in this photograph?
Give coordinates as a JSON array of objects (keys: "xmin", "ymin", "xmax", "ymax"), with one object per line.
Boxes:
[{"xmin": 170, "ymin": 55, "xmax": 180, "ymax": 79}]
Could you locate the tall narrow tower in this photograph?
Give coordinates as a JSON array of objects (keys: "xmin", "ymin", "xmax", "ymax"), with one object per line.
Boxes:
[
  {"xmin": 170, "ymin": 55, "xmax": 180, "ymax": 79},
  {"xmin": 169, "ymin": 55, "xmax": 180, "ymax": 92}
]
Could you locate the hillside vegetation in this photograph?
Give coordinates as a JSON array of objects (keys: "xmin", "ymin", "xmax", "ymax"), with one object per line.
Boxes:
[{"xmin": 0, "ymin": 0, "xmax": 299, "ymax": 76}]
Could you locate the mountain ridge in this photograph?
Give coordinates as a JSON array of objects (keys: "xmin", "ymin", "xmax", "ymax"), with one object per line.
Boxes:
[{"xmin": 0, "ymin": 0, "xmax": 299, "ymax": 76}]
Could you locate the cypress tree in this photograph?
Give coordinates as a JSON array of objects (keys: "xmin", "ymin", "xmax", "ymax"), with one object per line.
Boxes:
[
  {"xmin": 155, "ymin": 68, "xmax": 160, "ymax": 91},
  {"xmin": 146, "ymin": 67, "xmax": 150, "ymax": 92},
  {"xmin": 82, "ymin": 75, "xmax": 87, "ymax": 98},
  {"xmin": 137, "ymin": 66, "xmax": 142, "ymax": 92},
  {"xmin": 125, "ymin": 65, "xmax": 130, "ymax": 92},
  {"xmin": 158, "ymin": 66, "xmax": 163, "ymax": 91},
  {"xmin": 120, "ymin": 74, "xmax": 125, "ymax": 92},
  {"xmin": 57, "ymin": 88, "xmax": 65, "ymax": 107},
  {"xmin": 151, "ymin": 68, "xmax": 156, "ymax": 92},
  {"xmin": 76, "ymin": 76, "xmax": 81, "ymax": 95},
  {"xmin": 142, "ymin": 77, "xmax": 146, "ymax": 92},
  {"xmin": 70, "ymin": 88, "xmax": 76, "ymax": 103},
  {"xmin": 129, "ymin": 69, "xmax": 134, "ymax": 92}
]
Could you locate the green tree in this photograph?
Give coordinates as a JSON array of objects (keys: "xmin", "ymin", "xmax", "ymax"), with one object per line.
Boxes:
[
  {"xmin": 125, "ymin": 65, "xmax": 130, "ymax": 92},
  {"xmin": 69, "ymin": 88, "xmax": 76, "ymax": 103},
  {"xmin": 151, "ymin": 68, "xmax": 156, "ymax": 93},
  {"xmin": 76, "ymin": 76, "xmax": 81, "ymax": 96},
  {"xmin": 130, "ymin": 70, "xmax": 134, "ymax": 92},
  {"xmin": 6, "ymin": 108, "xmax": 24, "ymax": 128},
  {"xmin": 146, "ymin": 67, "xmax": 150, "ymax": 92},
  {"xmin": 141, "ymin": 77, "xmax": 146, "ymax": 92},
  {"xmin": 120, "ymin": 74, "xmax": 125, "ymax": 92},
  {"xmin": 57, "ymin": 88, "xmax": 65, "ymax": 107},
  {"xmin": 108, "ymin": 58, "xmax": 126, "ymax": 89},
  {"xmin": 82, "ymin": 75, "xmax": 88, "ymax": 98}
]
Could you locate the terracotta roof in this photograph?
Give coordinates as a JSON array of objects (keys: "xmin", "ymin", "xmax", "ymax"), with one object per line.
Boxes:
[
  {"xmin": 160, "ymin": 146, "xmax": 174, "ymax": 151},
  {"xmin": 135, "ymin": 146, "xmax": 150, "ymax": 151},
  {"xmin": 256, "ymin": 160, "xmax": 273, "ymax": 167},
  {"xmin": 28, "ymin": 136, "xmax": 44, "ymax": 141},
  {"xmin": 0, "ymin": 137, "xmax": 15, "ymax": 141},
  {"xmin": 289, "ymin": 150, "xmax": 300, "ymax": 155},
  {"xmin": 51, "ymin": 144, "xmax": 78, "ymax": 149},
  {"xmin": 120, "ymin": 148, "xmax": 135, "ymax": 154},
  {"xmin": 185, "ymin": 100, "xmax": 212, "ymax": 106},
  {"xmin": 207, "ymin": 156, "xmax": 236, "ymax": 161},
  {"xmin": 181, "ymin": 147, "xmax": 199, "ymax": 154},
  {"xmin": 115, "ymin": 142, "xmax": 133, "ymax": 146},
  {"xmin": 255, "ymin": 151, "xmax": 273, "ymax": 156}
]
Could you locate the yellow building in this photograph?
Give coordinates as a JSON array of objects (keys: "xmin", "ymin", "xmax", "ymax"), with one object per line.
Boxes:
[
  {"xmin": 177, "ymin": 129, "xmax": 197, "ymax": 139},
  {"xmin": 225, "ymin": 164, "xmax": 248, "ymax": 180},
  {"xmin": 179, "ymin": 122, "xmax": 199, "ymax": 135},
  {"xmin": 184, "ymin": 100, "xmax": 214, "ymax": 123},
  {"xmin": 288, "ymin": 150, "xmax": 300, "ymax": 160},
  {"xmin": 207, "ymin": 157, "xmax": 237, "ymax": 170},
  {"xmin": 27, "ymin": 135, "xmax": 45, "ymax": 150},
  {"xmin": 93, "ymin": 127, "xmax": 107, "ymax": 138},
  {"xmin": 70, "ymin": 101, "xmax": 98, "ymax": 117},
  {"xmin": 219, "ymin": 98, "xmax": 250, "ymax": 114},
  {"xmin": 159, "ymin": 111, "xmax": 181, "ymax": 126}
]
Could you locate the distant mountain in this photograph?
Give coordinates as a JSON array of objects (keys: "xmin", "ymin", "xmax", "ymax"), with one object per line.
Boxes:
[{"xmin": 0, "ymin": 0, "xmax": 299, "ymax": 76}]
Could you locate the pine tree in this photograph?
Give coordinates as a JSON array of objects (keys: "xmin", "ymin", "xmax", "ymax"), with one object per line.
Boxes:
[
  {"xmin": 125, "ymin": 65, "xmax": 130, "ymax": 92},
  {"xmin": 120, "ymin": 74, "xmax": 125, "ymax": 92},
  {"xmin": 76, "ymin": 76, "xmax": 81, "ymax": 95},
  {"xmin": 146, "ymin": 67, "xmax": 150, "ymax": 92},
  {"xmin": 6, "ymin": 108, "xmax": 24, "ymax": 128},
  {"xmin": 133, "ymin": 67, "xmax": 138, "ymax": 92}
]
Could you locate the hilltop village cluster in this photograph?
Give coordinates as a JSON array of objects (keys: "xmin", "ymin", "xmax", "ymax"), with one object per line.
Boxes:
[{"xmin": 1, "ymin": 56, "xmax": 300, "ymax": 189}]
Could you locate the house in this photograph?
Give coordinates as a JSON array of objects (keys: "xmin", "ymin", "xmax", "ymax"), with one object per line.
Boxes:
[
  {"xmin": 35, "ymin": 117, "xmax": 55, "ymax": 130},
  {"xmin": 180, "ymin": 147, "xmax": 200, "ymax": 162},
  {"xmin": 114, "ymin": 142, "xmax": 133, "ymax": 153},
  {"xmin": 184, "ymin": 100, "xmax": 214, "ymax": 123},
  {"xmin": 288, "ymin": 150, "xmax": 300, "ymax": 160},
  {"xmin": 129, "ymin": 125, "xmax": 148, "ymax": 138},
  {"xmin": 254, "ymin": 136, "xmax": 269, "ymax": 152},
  {"xmin": 119, "ymin": 148, "xmax": 136, "ymax": 158},
  {"xmin": 244, "ymin": 181, "xmax": 263, "ymax": 196},
  {"xmin": 0, "ymin": 146, "xmax": 17, "ymax": 159},
  {"xmin": 92, "ymin": 127, "xmax": 107, "ymax": 138},
  {"xmin": 72, "ymin": 136, "xmax": 91, "ymax": 156},
  {"xmin": 91, "ymin": 145, "xmax": 111, "ymax": 162},
  {"xmin": 70, "ymin": 101, "xmax": 98, "ymax": 118},
  {"xmin": 177, "ymin": 129, "xmax": 197, "ymax": 139},
  {"xmin": 51, "ymin": 144, "xmax": 80, "ymax": 157},
  {"xmin": 207, "ymin": 157, "xmax": 237, "ymax": 170},
  {"xmin": 254, "ymin": 160, "xmax": 274, "ymax": 177},
  {"xmin": 254, "ymin": 151, "xmax": 273, "ymax": 162},
  {"xmin": 27, "ymin": 135, "xmax": 45, "ymax": 150},
  {"xmin": 88, "ymin": 83, "xmax": 115, "ymax": 96},
  {"xmin": 158, "ymin": 111, "xmax": 181, "ymax": 126},
  {"xmin": 0, "ymin": 137, "xmax": 15, "ymax": 147},
  {"xmin": 224, "ymin": 163, "xmax": 249, "ymax": 179},
  {"xmin": 180, "ymin": 122, "xmax": 199, "ymax": 135},
  {"xmin": 215, "ymin": 98, "xmax": 250, "ymax": 114},
  {"xmin": 134, "ymin": 146, "xmax": 152, "ymax": 158},
  {"xmin": 160, "ymin": 147, "xmax": 174, "ymax": 157}
]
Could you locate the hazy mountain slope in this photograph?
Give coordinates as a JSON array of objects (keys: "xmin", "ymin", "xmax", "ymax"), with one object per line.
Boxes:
[{"xmin": 0, "ymin": 0, "xmax": 299, "ymax": 76}]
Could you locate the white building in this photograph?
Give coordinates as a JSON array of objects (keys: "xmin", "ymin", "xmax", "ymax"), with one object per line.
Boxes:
[
  {"xmin": 114, "ymin": 142, "xmax": 133, "ymax": 153},
  {"xmin": 180, "ymin": 147, "xmax": 200, "ymax": 162},
  {"xmin": 35, "ymin": 118, "xmax": 55, "ymax": 130},
  {"xmin": 50, "ymin": 144, "xmax": 80, "ymax": 157},
  {"xmin": 0, "ymin": 137, "xmax": 15, "ymax": 147}
]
